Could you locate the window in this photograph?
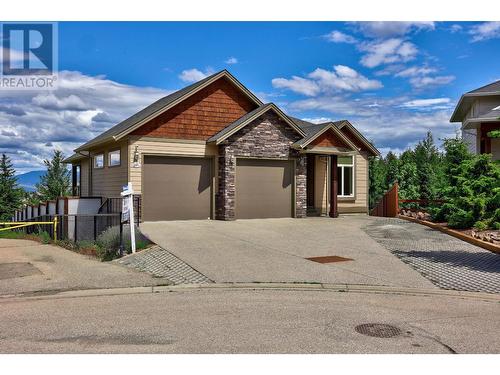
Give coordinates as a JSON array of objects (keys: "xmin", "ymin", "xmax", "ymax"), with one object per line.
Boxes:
[
  {"xmin": 93, "ymin": 154, "xmax": 104, "ymax": 169},
  {"xmin": 337, "ymin": 155, "xmax": 354, "ymax": 197},
  {"xmin": 108, "ymin": 149, "xmax": 121, "ymax": 167}
]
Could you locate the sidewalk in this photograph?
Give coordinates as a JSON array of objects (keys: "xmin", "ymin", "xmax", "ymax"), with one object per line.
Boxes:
[{"xmin": 0, "ymin": 239, "xmax": 172, "ymax": 296}]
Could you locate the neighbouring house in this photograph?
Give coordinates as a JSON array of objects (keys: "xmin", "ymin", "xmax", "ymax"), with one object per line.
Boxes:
[
  {"xmin": 451, "ymin": 80, "xmax": 500, "ymax": 161},
  {"xmin": 63, "ymin": 70, "xmax": 380, "ymax": 222}
]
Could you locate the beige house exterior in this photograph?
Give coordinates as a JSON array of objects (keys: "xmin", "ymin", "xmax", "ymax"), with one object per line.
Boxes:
[
  {"xmin": 64, "ymin": 70, "xmax": 379, "ymax": 221},
  {"xmin": 451, "ymin": 80, "xmax": 500, "ymax": 161}
]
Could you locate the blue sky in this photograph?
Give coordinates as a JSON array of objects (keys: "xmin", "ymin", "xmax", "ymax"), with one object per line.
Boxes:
[{"xmin": 1, "ymin": 21, "xmax": 500, "ymax": 172}]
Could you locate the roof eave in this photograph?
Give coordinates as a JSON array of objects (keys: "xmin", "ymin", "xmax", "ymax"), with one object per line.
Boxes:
[{"xmin": 450, "ymin": 92, "xmax": 500, "ymax": 123}]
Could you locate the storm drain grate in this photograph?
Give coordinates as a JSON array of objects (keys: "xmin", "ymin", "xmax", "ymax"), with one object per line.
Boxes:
[
  {"xmin": 307, "ymin": 255, "xmax": 353, "ymax": 264},
  {"xmin": 355, "ymin": 323, "xmax": 402, "ymax": 338}
]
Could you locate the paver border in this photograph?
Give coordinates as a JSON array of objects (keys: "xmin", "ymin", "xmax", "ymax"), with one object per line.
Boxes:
[{"xmin": 398, "ymin": 215, "xmax": 500, "ymax": 254}]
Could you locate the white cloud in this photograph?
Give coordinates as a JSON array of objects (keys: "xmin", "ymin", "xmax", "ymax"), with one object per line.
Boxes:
[
  {"xmin": 301, "ymin": 117, "xmax": 333, "ymax": 124},
  {"xmin": 272, "ymin": 65, "xmax": 382, "ymax": 96},
  {"xmin": 290, "ymin": 96, "xmax": 379, "ymax": 117},
  {"xmin": 323, "ymin": 30, "xmax": 357, "ymax": 44},
  {"xmin": 450, "ymin": 24, "xmax": 463, "ymax": 33},
  {"xmin": 179, "ymin": 68, "xmax": 214, "ymax": 83},
  {"xmin": 353, "ymin": 110, "xmax": 458, "ymax": 153},
  {"xmin": 359, "ymin": 38, "xmax": 418, "ymax": 68},
  {"xmin": 353, "ymin": 22, "xmax": 435, "ymax": 38},
  {"xmin": 1, "ymin": 48, "xmax": 25, "ymax": 63},
  {"xmin": 32, "ymin": 94, "xmax": 88, "ymax": 111},
  {"xmin": 409, "ymin": 75, "xmax": 455, "ymax": 89},
  {"xmin": 469, "ymin": 22, "xmax": 500, "ymax": 42},
  {"xmin": 395, "ymin": 66, "xmax": 438, "ymax": 78},
  {"xmin": 225, "ymin": 57, "xmax": 238, "ymax": 64},
  {"xmin": 286, "ymin": 92, "xmax": 457, "ymax": 154},
  {"xmin": 0, "ymin": 70, "xmax": 168, "ymax": 173},
  {"xmin": 308, "ymin": 65, "xmax": 383, "ymax": 91},
  {"xmin": 272, "ymin": 76, "xmax": 320, "ymax": 96},
  {"xmin": 401, "ymin": 98, "xmax": 451, "ymax": 108}
]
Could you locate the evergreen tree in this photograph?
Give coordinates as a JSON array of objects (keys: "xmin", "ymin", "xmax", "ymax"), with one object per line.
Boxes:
[
  {"xmin": 36, "ymin": 150, "xmax": 71, "ymax": 201},
  {"xmin": 391, "ymin": 149, "xmax": 420, "ymax": 201},
  {"xmin": 384, "ymin": 151, "xmax": 399, "ymax": 188},
  {"xmin": 414, "ymin": 132, "xmax": 440, "ymax": 201},
  {"xmin": 442, "ymin": 136, "xmax": 472, "ymax": 187},
  {"xmin": 368, "ymin": 156, "xmax": 386, "ymax": 209},
  {"xmin": 0, "ymin": 154, "xmax": 23, "ymax": 220}
]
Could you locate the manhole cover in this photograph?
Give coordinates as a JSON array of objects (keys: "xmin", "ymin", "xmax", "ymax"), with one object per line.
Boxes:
[
  {"xmin": 0, "ymin": 262, "xmax": 42, "ymax": 280},
  {"xmin": 355, "ymin": 323, "xmax": 402, "ymax": 338},
  {"xmin": 307, "ymin": 255, "xmax": 353, "ymax": 264}
]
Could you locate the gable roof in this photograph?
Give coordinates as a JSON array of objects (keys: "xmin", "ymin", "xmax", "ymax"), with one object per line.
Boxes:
[
  {"xmin": 287, "ymin": 117, "xmax": 380, "ymax": 156},
  {"xmin": 206, "ymin": 103, "xmax": 306, "ymax": 145},
  {"xmin": 291, "ymin": 123, "xmax": 358, "ymax": 151},
  {"xmin": 336, "ymin": 120, "xmax": 380, "ymax": 156},
  {"xmin": 75, "ymin": 70, "xmax": 263, "ymax": 152},
  {"xmin": 450, "ymin": 80, "xmax": 500, "ymax": 123}
]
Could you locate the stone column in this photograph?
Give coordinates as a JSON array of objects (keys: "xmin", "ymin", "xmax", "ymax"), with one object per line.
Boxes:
[
  {"xmin": 295, "ymin": 154, "xmax": 307, "ymax": 218},
  {"xmin": 215, "ymin": 148, "xmax": 236, "ymax": 221}
]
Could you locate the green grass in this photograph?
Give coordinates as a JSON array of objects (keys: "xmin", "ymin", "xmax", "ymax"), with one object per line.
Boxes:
[{"xmin": 0, "ymin": 230, "xmax": 27, "ymax": 239}]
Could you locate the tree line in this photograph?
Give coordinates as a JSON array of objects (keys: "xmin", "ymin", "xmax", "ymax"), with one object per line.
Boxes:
[
  {"xmin": 0, "ymin": 150, "xmax": 71, "ymax": 221},
  {"xmin": 369, "ymin": 132, "xmax": 500, "ymax": 230}
]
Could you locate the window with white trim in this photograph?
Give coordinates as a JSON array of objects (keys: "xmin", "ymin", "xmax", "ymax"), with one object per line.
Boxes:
[
  {"xmin": 337, "ymin": 155, "xmax": 354, "ymax": 197},
  {"xmin": 108, "ymin": 149, "xmax": 121, "ymax": 167},
  {"xmin": 93, "ymin": 154, "xmax": 104, "ymax": 169}
]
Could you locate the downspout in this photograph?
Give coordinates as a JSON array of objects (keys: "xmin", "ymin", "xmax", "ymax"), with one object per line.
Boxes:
[{"xmin": 76, "ymin": 151, "xmax": 92, "ymax": 196}]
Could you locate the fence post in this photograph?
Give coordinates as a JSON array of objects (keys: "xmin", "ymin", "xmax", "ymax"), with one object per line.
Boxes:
[
  {"xmin": 119, "ymin": 218, "xmax": 124, "ymax": 257},
  {"xmin": 93, "ymin": 215, "xmax": 97, "ymax": 241},
  {"xmin": 53, "ymin": 217, "xmax": 58, "ymax": 241},
  {"xmin": 74, "ymin": 215, "xmax": 77, "ymax": 242}
]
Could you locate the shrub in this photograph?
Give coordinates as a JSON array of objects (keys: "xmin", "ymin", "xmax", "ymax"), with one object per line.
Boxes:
[
  {"xmin": 447, "ymin": 209, "xmax": 475, "ymax": 229},
  {"xmin": 429, "ymin": 203, "xmax": 454, "ymax": 222},
  {"xmin": 95, "ymin": 225, "xmax": 151, "ymax": 261},
  {"xmin": 473, "ymin": 220, "xmax": 489, "ymax": 232},
  {"xmin": 38, "ymin": 231, "xmax": 51, "ymax": 244}
]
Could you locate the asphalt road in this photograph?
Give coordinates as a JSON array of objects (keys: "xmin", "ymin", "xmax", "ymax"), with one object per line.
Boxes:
[{"xmin": 1, "ymin": 287, "xmax": 499, "ymax": 354}]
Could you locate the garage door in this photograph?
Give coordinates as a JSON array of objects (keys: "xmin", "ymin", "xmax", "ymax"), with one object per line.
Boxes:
[
  {"xmin": 143, "ymin": 156, "xmax": 212, "ymax": 221},
  {"xmin": 236, "ymin": 159, "xmax": 294, "ymax": 219}
]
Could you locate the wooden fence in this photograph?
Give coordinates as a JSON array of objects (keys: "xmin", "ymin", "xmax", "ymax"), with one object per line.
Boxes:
[{"xmin": 370, "ymin": 183, "xmax": 399, "ymax": 217}]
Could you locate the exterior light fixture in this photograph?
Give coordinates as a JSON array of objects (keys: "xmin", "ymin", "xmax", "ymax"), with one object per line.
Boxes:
[{"xmin": 133, "ymin": 146, "xmax": 141, "ymax": 168}]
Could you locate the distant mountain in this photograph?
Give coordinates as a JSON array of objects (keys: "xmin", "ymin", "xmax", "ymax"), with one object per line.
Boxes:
[{"xmin": 16, "ymin": 170, "xmax": 45, "ymax": 192}]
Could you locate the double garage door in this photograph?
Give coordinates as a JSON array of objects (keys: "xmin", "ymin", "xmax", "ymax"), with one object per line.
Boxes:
[{"xmin": 142, "ymin": 156, "xmax": 294, "ymax": 221}]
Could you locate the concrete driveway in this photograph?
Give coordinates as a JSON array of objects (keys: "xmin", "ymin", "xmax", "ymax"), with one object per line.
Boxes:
[{"xmin": 140, "ymin": 216, "xmax": 435, "ymax": 288}]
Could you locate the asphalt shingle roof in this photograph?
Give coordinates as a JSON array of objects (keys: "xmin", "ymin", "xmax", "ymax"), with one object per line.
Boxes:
[
  {"xmin": 75, "ymin": 70, "xmax": 232, "ymax": 151},
  {"xmin": 68, "ymin": 69, "xmax": 379, "ymax": 158},
  {"xmin": 468, "ymin": 80, "xmax": 500, "ymax": 94}
]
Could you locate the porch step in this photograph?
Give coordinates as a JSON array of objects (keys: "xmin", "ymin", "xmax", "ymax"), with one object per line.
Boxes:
[{"xmin": 307, "ymin": 207, "xmax": 321, "ymax": 217}]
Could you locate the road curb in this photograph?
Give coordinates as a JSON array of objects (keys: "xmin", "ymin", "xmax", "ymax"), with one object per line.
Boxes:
[{"xmin": 1, "ymin": 282, "xmax": 499, "ymax": 303}]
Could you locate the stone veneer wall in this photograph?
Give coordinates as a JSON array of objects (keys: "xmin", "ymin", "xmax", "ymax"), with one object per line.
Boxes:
[{"xmin": 216, "ymin": 112, "xmax": 307, "ymax": 220}]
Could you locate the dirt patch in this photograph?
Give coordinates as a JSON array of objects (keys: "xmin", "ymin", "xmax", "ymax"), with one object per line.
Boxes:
[{"xmin": 0, "ymin": 262, "xmax": 42, "ymax": 280}]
